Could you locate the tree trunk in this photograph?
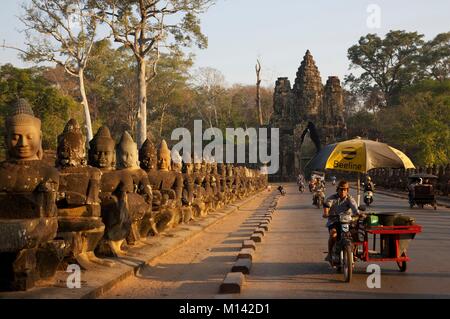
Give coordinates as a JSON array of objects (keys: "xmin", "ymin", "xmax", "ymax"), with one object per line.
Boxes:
[
  {"xmin": 159, "ymin": 104, "xmax": 167, "ymax": 138},
  {"xmin": 137, "ymin": 59, "xmax": 147, "ymax": 147},
  {"xmin": 256, "ymin": 60, "xmax": 263, "ymax": 126},
  {"xmin": 78, "ymin": 68, "xmax": 93, "ymax": 142}
]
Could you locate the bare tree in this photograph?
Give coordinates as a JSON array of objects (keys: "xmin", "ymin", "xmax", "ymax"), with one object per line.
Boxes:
[
  {"xmin": 193, "ymin": 66, "xmax": 226, "ymax": 128},
  {"xmin": 93, "ymin": 0, "xmax": 214, "ymax": 147},
  {"xmin": 20, "ymin": 0, "xmax": 99, "ymax": 142},
  {"xmin": 255, "ymin": 59, "xmax": 263, "ymax": 126}
]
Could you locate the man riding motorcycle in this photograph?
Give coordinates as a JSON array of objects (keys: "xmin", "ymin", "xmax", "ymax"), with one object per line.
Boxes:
[
  {"xmin": 322, "ymin": 181, "xmax": 361, "ymax": 264},
  {"xmin": 297, "ymin": 173, "xmax": 306, "ymax": 192},
  {"xmin": 362, "ymin": 176, "xmax": 375, "ymax": 205},
  {"xmin": 312, "ymin": 178, "xmax": 326, "ymax": 207}
]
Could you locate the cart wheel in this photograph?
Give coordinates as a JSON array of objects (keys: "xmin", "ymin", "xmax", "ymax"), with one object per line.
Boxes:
[
  {"xmin": 343, "ymin": 245, "xmax": 353, "ymax": 282},
  {"xmin": 397, "ymin": 253, "xmax": 407, "ymax": 272}
]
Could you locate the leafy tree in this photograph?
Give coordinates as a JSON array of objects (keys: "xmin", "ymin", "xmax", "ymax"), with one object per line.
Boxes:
[
  {"xmin": 147, "ymin": 49, "xmax": 194, "ymax": 140},
  {"xmin": 346, "ymin": 30, "xmax": 424, "ymax": 108},
  {"xmin": 345, "ymin": 110, "xmax": 379, "ymax": 140},
  {"xmin": 420, "ymin": 32, "xmax": 450, "ymax": 82},
  {"xmin": 377, "ymin": 79, "xmax": 450, "ymax": 165}
]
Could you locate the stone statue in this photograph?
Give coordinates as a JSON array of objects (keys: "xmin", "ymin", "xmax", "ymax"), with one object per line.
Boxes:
[
  {"xmin": 140, "ymin": 139, "xmax": 183, "ymax": 232},
  {"xmin": 210, "ymin": 160, "xmax": 225, "ymax": 209},
  {"xmin": 0, "ymin": 98, "xmax": 61, "ymax": 290},
  {"xmin": 192, "ymin": 154, "xmax": 209, "ymax": 217},
  {"xmin": 116, "ymin": 131, "xmax": 158, "ymax": 243},
  {"xmin": 217, "ymin": 163, "xmax": 230, "ymax": 205},
  {"xmin": 172, "ymin": 150, "xmax": 192, "ymax": 223},
  {"xmin": 201, "ymin": 158, "xmax": 215, "ymax": 213},
  {"xmin": 89, "ymin": 126, "xmax": 133, "ymax": 257},
  {"xmin": 55, "ymin": 119, "xmax": 113, "ymax": 269}
]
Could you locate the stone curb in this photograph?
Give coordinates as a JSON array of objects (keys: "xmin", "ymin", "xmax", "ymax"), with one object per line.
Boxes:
[
  {"xmin": 250, "ymin": 233, "xmax": 263, "ymax": 243},
  {"xmin": 242, "ymin": 240, "xmax": 256, "ymax": 250},
  {"xmin": 219, "ymin": 272, "xmax": 245, "ymax": 294},
  {"xmin": 231, "ymin": 258, "xmax": 252, "ymax": 274},
  {"xmin": 253, "ymin": 228, "xmax": 265, "ymax": 236},
  {"xmin": 237, "ymin": 248, "xmax": 254, "ymax": 260}
]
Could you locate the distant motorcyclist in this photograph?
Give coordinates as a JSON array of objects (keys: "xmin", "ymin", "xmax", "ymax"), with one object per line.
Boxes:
[
  {"xmin": 363, "ymin": 176, "xmax": 375, "ymax": 192},
  {"xmin": 312, "ymin": 178, "xmax": 326, "ymax": 206},
  {"xmin": 277, "ymin": 185, "xmax": 286, "ymax": 196},
  {"xmin": 408, "ymin": 178, "xmax": 422, "ymax": 207},
  {"xmin": 331, "ymin": 176, "xmax": 336, "ymax": 186},
  {"xmin": 322, "ymin": 180, "xmax": 361, "ymax": 263},
  {"xmin": 297, "ymin": 173, "xmax": 306, "ymax": 192}
]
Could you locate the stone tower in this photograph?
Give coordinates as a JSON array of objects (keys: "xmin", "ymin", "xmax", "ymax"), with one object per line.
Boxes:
[
  {"xmin": 272, "ymin": 77, "xmax": 294, "ymax": 130},
  {"xmin": 293, "ymin": 50, "xmax": 324, "ymax": 122},
  {"xmin": 321, "ymin": 76, "xmax": 347, "ymax": 144},
  {"xmin": 269, "ymin": 50, "xmax": 347, "ymax": 181}
]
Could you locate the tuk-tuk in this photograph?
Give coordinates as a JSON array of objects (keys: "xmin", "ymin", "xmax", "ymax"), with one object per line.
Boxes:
[{"xmin": 408, "ymin": 173, "xmax": 438, "ymax": 210}]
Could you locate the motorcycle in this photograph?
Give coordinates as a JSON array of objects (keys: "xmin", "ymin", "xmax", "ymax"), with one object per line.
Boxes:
[
  {"xmin": 313, "ymin": 189, "xmax": 325, "ymax": 208},
  {"xmin": 329, "ymin": 212, "xmax": 365, "ymax": 282},
  {"xmin": 298, "ymin": 182, "xmax": 305, "ymax": 193},
  {"xmin": 364, "ymin": 191, "xmax": 373, "ymax": 206}
]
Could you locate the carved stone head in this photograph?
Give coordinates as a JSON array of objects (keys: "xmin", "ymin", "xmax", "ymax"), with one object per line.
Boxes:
[
  {"xmin": 157, "ymin": 140, "xmax": 171, "ymax": 171},
  {"xmin": 218, "ymin": 163, "xmax": 226, "ymax": 175},
  {"xmin": 56, "ymin": 119, "xmax": 86, "ymax": 168},
  {"xmin": 226, "ymin": 164, "xmax": 233, "ymax": 177},
  {"xmin": 193, "ymin": 153, "xmax": 202, "ymax": 173},
  {"xmin": 88, "ymin": 126, "xmax": 115, "ymax": 169},
  {"xmin": 116, "ymin": 131, "xmax": 139, "ymax": 169},
  {"xmin": 171, "ymin": 149, "xmax": 183, "ymax": 173},
  {"xmin": 5, "ymin": 98, "xmax": 43, "ymax": 161},
  {"xmin": 139, "ymin": 139, "xmax": 157, "ymax": 171},
  {"xmin": 182, "ymin": 162, "xmax": 194, "ymax": 175}
]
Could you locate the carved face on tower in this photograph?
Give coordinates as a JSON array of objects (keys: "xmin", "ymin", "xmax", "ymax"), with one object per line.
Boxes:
[
  {"xmin": 5, "ymin": 99, "xmax": 42, "ymax": 161},
  {"xmin": 139, "ymin": 139, "xmax": 157, "ymax": 170},
  {"xmin": 157, "ymin": 140, "xmax": 171, "ymax": 171},
  {"xmin": 56, "ymin": 119, "xmax": 86, "ymax": 167},
  {"xmin": 116, "ymin": 131, "xmax": 139, "ymax": 169},
  {"xmin": 89, "ymin": 126, "xmax": 115, "ymax": 169}
]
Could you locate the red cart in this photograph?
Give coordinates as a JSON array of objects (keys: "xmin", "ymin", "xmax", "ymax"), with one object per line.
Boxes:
[{"xmin": 352, "ymin": 224, "xmax": 422, "ymax": 272}]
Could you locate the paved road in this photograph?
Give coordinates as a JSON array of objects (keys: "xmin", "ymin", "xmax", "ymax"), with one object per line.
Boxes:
[
  {"xmin": 102, "ymin": 182, "xmax": 450, "ymax": 299},
  {"xmin": 240, "ymin": 182, "xmax": 450, "ymax": 298}
]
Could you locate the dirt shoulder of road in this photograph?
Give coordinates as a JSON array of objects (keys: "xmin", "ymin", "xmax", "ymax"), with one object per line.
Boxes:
[{"xmin": 0, "ymin": 191, "xmax": 269, "ymax": 299}]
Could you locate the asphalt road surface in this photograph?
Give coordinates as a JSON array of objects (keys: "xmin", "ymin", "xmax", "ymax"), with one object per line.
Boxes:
[{"xmin": 102, "ymin": 183, "xmax": 450, "ymax": 299}]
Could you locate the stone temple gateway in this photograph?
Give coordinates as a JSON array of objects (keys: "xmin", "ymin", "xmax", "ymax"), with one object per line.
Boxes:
[{"xmin": 269, "ymin": 50, "xmax": 348, "ymax": 181}]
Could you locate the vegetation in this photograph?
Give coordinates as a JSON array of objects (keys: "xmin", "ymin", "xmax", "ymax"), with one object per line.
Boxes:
[{"xmin": 345, "ymin": 30, "xmax": 450, "ymax": 166}]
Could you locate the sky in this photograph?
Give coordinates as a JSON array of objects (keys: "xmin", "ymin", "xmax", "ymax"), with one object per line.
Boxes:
[{"xmin": 1, "ymin": 0, "xmax": 449, "ymax": 88}]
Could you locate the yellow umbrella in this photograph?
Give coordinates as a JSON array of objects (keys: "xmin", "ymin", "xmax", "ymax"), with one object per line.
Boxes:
[{"xmin": 307, "ymin": 138, "xmax": 415, "ymax": 204}]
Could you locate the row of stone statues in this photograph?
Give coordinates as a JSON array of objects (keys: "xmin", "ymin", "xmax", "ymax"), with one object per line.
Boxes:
[
  {"xmin": 0, "ymin": 99, "xmax": 268, "ymax": 291},
  {"xmin": 370, "ymin": 166, "xmax": 450, "ymax": 196}
]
